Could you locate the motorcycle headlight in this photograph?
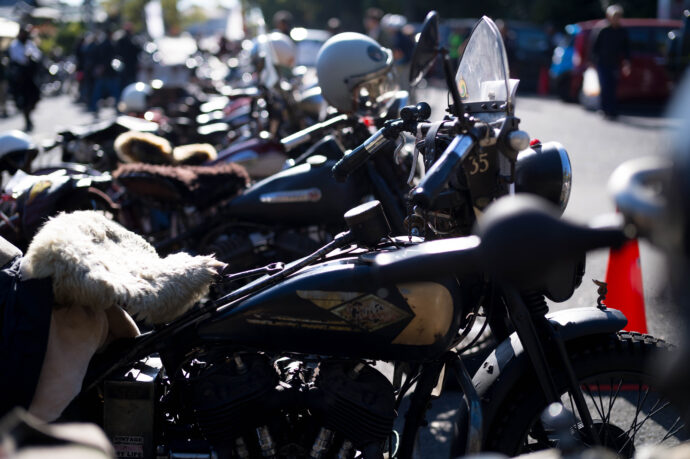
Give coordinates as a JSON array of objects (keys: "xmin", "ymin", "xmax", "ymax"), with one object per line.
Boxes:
[{"xmin": 514, "ymin": 141, "xmax": 572, "ymax": 215}]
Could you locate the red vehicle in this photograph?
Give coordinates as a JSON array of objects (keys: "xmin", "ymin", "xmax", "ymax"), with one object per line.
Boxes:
[{"xmin": 566, "ymin": 18, "xmax": 681, "ymax": 104}]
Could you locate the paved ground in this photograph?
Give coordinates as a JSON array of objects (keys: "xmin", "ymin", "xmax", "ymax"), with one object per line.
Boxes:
[{"xmin": 0, "ymin": 89, "xmax": 682, "ymax": 457}]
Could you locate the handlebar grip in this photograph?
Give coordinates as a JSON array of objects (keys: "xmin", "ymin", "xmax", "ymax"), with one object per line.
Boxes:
[
  {"xmin": 332, "ymin": 128, "xmax": 389, "ymax": 182},
  {"xmin": 412, "ymin": 135, "xmax": 475, "ymax": 208},
  {"xmin": 608, "ymin": 156, "xmax": 671, "ymax": 238}
]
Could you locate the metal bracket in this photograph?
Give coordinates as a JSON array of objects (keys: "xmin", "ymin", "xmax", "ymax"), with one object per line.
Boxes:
[{"xmin": 592, "ymin": 279, "xmax": 608, "ymax": 309}]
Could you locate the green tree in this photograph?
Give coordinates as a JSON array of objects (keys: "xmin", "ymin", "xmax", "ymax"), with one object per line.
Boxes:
[{"xmin": 161, "ymin": 0, "xmax": 180, "ymax": 35}]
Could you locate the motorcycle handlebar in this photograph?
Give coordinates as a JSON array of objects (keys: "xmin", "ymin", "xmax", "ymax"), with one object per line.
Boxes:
[
  {"xmin": 608, "ymin": 156, "xmax": 671, "ymax": 239},
  {"xmin": 411, "ymin": 135, "xmax": 476, "ymax": 208},
  {"xmin": 281, "ymin": 114, "xmax": 351, "ymax": 152},
  {"xmin": 332, "ymin": 128, "xmax": 391, "ymax": 182},
  {"xmin": 225, "ymin": 87, "xmax": 261, "ymax": 99}
]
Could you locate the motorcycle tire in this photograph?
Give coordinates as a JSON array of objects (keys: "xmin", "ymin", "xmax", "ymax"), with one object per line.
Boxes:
[{"xmin": 482, "ymin": 331, "xmax": 688, "ymax": 457}]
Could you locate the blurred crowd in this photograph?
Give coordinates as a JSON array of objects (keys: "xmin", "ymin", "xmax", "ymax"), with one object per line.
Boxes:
[{"xmin": 0, "ymin": 2, "xmax": 686, "ymax": 133}]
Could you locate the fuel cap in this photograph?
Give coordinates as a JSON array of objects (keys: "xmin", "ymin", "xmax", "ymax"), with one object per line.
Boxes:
[{"xmin": 344, "ymin": 200, "xmax": 391, "ymax": 247}]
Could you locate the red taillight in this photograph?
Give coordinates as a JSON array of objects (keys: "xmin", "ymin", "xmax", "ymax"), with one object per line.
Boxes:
[{"xmin": 361, "ymin": 116, "xmax": 375, "ymax": 128}]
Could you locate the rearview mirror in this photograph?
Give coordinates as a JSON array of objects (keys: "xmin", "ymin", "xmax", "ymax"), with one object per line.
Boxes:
[{"xmin": 409, "ymin": 11, "xmax": 440, "ymax": 87}]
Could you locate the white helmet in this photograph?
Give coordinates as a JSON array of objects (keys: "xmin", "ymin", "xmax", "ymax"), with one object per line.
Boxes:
[
  {"xmin": 118, "ymin": 82, "xmax": 152, "ymax": 114},
  {"xmin": 268, "ymin": 32, "xmax": 296, "ymax": 68},
  {"xmin": 316, "ymin": 32, "xmax": 394, "ymax": 113},
  {"xmin": 0, "ymin": 130, "xmax": 37, "ymax": 173}
]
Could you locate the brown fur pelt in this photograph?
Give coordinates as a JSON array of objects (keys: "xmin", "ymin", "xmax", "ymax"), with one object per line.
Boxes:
[
  {"xmin": 113, "ymin": 162, "xmax": 249, "ymax": 208},
  {"xmin": 20, "ymin": 211, "xmax": 225, "ymax": 325},
  {"xmin": 114, "ymin": 131, "xmax": 173, "ymax": 165},
  {"xmin": 173, "ymin": 143, "xmax": 218, "ymax": 165}
]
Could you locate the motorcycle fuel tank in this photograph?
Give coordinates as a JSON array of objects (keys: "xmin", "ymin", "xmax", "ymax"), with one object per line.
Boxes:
[
  {"xmin": 213, "ymin": 138, "xmax": 288, "ymax": 179},
  {"xmin": 198, "ymin": 257, "xmax": 464, "ymax": 361},
  {"xmin": 224, "ymin": 156, "xmax": 369, "ymax": 226}
]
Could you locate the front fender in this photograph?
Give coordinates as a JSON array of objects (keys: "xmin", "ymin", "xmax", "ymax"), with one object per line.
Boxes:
[{"xmin": 453, "ymin": 307, "xmax": 628, "ymax": 454}]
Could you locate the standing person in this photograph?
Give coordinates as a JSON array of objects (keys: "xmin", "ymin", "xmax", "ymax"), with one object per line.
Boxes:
[
  {"xmin": 326, "ymin": 17, "xmax": 342, "ymax": 36},
  {"xmin": 78, "ymin": 33, "xmax": 98, "ymax": 107},
  {"xmin": 272, "ymin": 10, "xmax": 293, "ymax": 36},
  {"xmin": 7, "ymin": 25, "xmax": 41, "ymax": 132},
  {"xmin": 382, "ymin": 14, "xmax": 413, "ymax": 91},
  {"xmin": 363, "ymin": 7, "xmax": 391, "ymax": 48},
  {"xmin": 115, "ymin": 23, "xmax": 141, "ymax": 90},
  {"xmin": 89, "ymin": 29, "xmax": 120, "ymax": 116},
  {"xmin": 591, "ymin": 4, "xmax": 631, "ymax": 119}
]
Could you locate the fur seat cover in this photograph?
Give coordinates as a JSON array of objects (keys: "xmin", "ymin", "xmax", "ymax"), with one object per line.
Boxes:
[
  {"xmin": 113, "ymin": 162, "xmax": 249, "ymax": 208},
  {"xmin": 172, "ymin": 143, "xmax": 218, "ymax": 165},
  {"xmin": 114, "ymin": 131, "xmax": 173, "ymax": 165},
  {"xmin": 20, "ymin": 211, "xmax": 225, "ymax": 325}
]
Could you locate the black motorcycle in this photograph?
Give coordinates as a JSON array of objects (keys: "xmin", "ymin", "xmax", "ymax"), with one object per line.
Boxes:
[
  {"xmin": 114, "ymin": 91, "xmax": 414, "ymax": 270},
  {"xmin": 0, "ymin": 165, "xmax": 115, "ymax": 251},
  {"xmin": 51, "ymin": 15, "xmax": 684, "ymax": 459}
]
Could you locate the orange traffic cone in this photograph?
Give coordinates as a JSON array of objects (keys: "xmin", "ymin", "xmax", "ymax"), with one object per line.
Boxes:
[
  {"xmin": 603, "ymin": 239, "xmax": 648, "ymax": 333},
  {"xmin": 537, "ymin": 66, "xmax": 550, "ymax": 96}
]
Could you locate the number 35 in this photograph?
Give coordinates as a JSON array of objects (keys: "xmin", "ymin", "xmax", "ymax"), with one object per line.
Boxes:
[{"xmin": 469, "ymin": 152, "xmax": 489, "ymax": 175}]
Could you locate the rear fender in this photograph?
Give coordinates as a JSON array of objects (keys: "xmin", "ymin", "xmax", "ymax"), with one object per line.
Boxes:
[{"xmin": 453, "ymin": 307, "xmax": 627, "ymax": 454}]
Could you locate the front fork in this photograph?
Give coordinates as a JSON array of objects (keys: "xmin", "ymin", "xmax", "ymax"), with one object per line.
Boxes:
[
  {"xmin": 397, "ymin": 287, "xmax": 603, "ymax": 459},
  {"xmin": 397, "ymin": 352, "xmax": 481, "ymax": 459}
]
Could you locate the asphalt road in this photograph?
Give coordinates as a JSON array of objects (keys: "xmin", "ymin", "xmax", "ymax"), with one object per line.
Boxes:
[{"xmin": 0, "ymin": 90, "xmax": 683, "ymax": 457}]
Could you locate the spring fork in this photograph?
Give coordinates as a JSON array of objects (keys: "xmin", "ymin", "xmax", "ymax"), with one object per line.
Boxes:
[
  {"xmin": 398, "ymin": 358, "xmax": 446, "ymax": 459},
  {"xmin": 503, "ymin": 286, "xmax": 600, "ymax": 446}
]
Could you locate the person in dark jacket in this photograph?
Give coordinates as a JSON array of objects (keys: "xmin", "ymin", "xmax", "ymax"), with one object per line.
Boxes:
[
  {"xmin": 114, "ymin": 23, "xmax": 141, "ymax": 89},
  {"xmin": 591, "ymin": 4, "xmax": 631, "ymax": 119},
  {"xmin": 88, "ymin": 29, "xmax": 120, "ymax": 115},
  {"xmin": 7, "ymin": 25, "xmax": 41, "ymax": 132}
]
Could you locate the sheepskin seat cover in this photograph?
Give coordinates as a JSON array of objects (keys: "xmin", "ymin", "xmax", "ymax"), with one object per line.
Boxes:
[
  {"xmin": 114, "ymin": 131, "xmax": 173, "ymax": 165},
  {"xmin": 20, "ymin": 211, "xmax": 225, "ymax": 325},
  {"xmin": 172, "ymin": 143, "xmax": 218, "ymax": 165}
]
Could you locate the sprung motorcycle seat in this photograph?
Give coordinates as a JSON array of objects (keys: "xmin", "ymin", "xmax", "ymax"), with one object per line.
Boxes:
[
  {"xmin": 114, "ymin": 162, "xmax": 249, "ymax": 209},
  {"xmin": 19, "ymin": 210, "xmax": 225, "ymax": 325}
]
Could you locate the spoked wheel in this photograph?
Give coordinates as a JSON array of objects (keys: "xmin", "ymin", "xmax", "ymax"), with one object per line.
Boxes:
[{"xmin": 484, "ymin": 332, "xmax": 688, "ymax": 457}]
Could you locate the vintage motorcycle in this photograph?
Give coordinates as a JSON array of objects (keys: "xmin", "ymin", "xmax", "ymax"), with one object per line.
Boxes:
[
  {"xmin": 116, "ymin": 33, "xmax": 415, "ymax": 265},
  {"xmin": 0, "ymin": 131, "xmax": 116, "ymax": 251},
  {"xmin": 49, "ymin": 14, "xmax": 684, "ymax": 459}
]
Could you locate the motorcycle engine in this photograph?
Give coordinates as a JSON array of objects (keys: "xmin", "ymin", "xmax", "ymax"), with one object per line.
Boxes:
[{"xmin": 186, "ymin": 353, "xmax": 395, "ymax": 458}]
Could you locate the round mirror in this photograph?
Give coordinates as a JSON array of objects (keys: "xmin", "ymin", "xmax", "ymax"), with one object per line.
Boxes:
[{"xmin": 409, "ymin": 11, "xmax": 440, "ymax": 87}]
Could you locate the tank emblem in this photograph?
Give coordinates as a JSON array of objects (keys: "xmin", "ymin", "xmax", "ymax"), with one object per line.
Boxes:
[
  {"xmin": 392, "ymin": 283, "xmax": 453, "ymax": 345},
  {"xmin": 297, "ymin": 290, "xmax": 411, "ymax": 332},
  {"xmin": 27, "ymin": 180, "xmax": 53, "ymax": 203},
  {"xmin": 259, "ymin": 188, "xmax": 322, "ymax": 203}
]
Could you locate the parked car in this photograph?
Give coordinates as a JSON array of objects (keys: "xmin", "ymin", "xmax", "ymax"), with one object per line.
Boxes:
[
  {"xmin": 554, "ymin": 18, "xmax": 682, "ymax": 105},
  {"xmin": 550, "ymin": 24, "xmax": 580, "ymax": 101},
  {"xmin": 504, "ymin": 20, "xmax": 552, "ymax": 93}
]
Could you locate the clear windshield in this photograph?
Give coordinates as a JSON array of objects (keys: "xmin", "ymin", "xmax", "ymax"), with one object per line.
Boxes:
[{"xmin": 455, "ymin": 17, "xmax": 514, "ymax": 113}]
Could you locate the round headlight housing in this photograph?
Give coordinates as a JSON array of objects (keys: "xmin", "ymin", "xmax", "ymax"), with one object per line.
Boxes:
[{"xmin": 514, "ymin": 141, "xmax": 572, "ymax": 215}]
